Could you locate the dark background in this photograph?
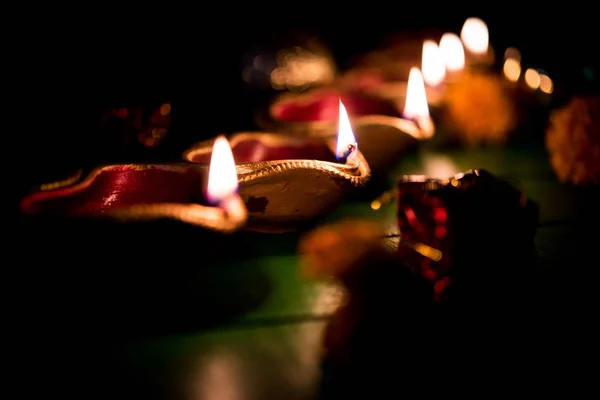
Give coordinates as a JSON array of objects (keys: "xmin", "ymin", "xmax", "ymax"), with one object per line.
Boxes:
[
  {"xmin": 15, "ymin": 7, "xmax": 598, "ymax": 210},
  {"xmin": 9, "ymin": 8, "xmax": 599, "ymax": 396}
]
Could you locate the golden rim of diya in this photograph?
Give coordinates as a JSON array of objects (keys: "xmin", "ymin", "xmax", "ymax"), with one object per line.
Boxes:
[
  {"xmin": 183, "ymin": 132, "xmax": 371, "ymax": 188},
  {"xmin": 36, "ymin": 169, "xmax": 84, "ymax": 192},
  {"xmin": 20, "ymin": 163, "xmax": 248, "ymax": 234}
]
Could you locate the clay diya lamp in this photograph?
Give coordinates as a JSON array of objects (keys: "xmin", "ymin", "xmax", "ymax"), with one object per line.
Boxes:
[
  {"xmin": 460, "ymin": 17, "xmax": 496, "ymax": 69},
  {"xmin": 257, "ymin": 75, "xmax": 435, "ymax": 174},
  {"xmin": 20, "ymin": 136, "xmax": 248, "ymax": 234},
  {"xmin": 346, "ymin": 29, "xmax": 445, "ymax": 83},
  {"xmin": 183, "ymin": 102, "xmax": 371, "ymax": 233},
  {"xmin": 344, "ymin": 24, "xmax": 496, "ymax": 112}
]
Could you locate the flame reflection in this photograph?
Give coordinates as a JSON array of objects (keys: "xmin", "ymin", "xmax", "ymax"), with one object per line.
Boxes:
[
  {"xmin": 195, "ymin": 351, "xmax": 243, "ymax": 400},
  {"xmin": 423, "ymin": 153, "xmax": 459, "ymax": 179},
  {"xmin": 206, "ymin": 136, "xmax": 239, "ymax": 205}
]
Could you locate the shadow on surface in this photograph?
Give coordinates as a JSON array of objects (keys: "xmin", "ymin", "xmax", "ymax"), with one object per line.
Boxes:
[
  {"xmin": 345, "ymin": 172, "xmax": 393, "ymax": 202},
  {"xmin": 14, "ymin": 216, "xmax": 273, "ymax": 340},
  {"xmin": 317, "ymin": 219, "xmax": 596, "ymax": 396}
]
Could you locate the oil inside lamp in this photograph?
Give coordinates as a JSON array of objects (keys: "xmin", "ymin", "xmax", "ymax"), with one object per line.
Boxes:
[
  {"xmin": 402, "ymin": 68, "xmax": 435, "ymax": 138},
  {"xmin": 336, "ymin": 99, "xmax": 358, "ymax": 164},
  {"xmin": 206, "ymin": 135, "xmax": 247, "ymax": 223}
]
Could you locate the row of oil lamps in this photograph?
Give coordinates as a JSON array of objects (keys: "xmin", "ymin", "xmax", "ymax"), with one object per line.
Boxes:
[
  {"xmin": 20, "ymin": 98, "xmax": 406, "ymax": 233},
  {"xmin": 255, "ymin": 17, "xmax": 554, "ymax": 147},
  {"xmin": 20, "ymin": 17, "xmax": 548, "ymax": 235}
]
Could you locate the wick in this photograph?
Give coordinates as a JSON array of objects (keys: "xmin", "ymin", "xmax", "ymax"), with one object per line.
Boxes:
[
  {"xmin": 401, "ymin": 115, "xmax": 434, "ymax": 139},
  {"xmin": 206, "ymin": 191, "xmax": 234, "ymax": 210},
  {"xmin": 402, "ymin": 114, "xmax": 420, "ymax": 126},
  {"xmin": 337, "ymin": 143, "xmax": 357, "ymax": 164},
  {"xmin": 209, "ymin": 192, "xmax": 240, "ymax": 217}
]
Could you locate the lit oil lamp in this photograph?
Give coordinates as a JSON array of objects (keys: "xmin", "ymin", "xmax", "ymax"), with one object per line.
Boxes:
[
  {"xmin": 340, "ymin": 31, "xmax": 467, "ymax": 114},
  {"xmin": 20, "ymin": 136, "xmax": 248, "ymax": 233},
  {"xmin": 337, "ymin": 18, "xmax": 495, "ymax": 113},
  {"xmin": 421, "ymin": 39, "xmax": 446, "ymax": 89},
  {"xmin": 338, "ymin": 29, "xmax": 446, "ymax": 88},
  {"xmin": 401, "ymin": 67, "xmax": 435, "ymax": 138},
  {"xmin": 184, "ymin": 101, "xmax": 371, "ymax": 232},
  {"xmin": 460, "ymin": 17, "xmax": 495, "ymax": 68},
  {"xmin": 257, "ymin": 86, "xmax": 400, "ymax": 135},
  {"xmin": 346, "ymin": 40, "xmax": 449, "ymax": 110},
  {"xmin": 503, "ymin": 48, "xmax": 554, "ymax": 101},
  {"xmin": 440, "ymin": 43, "xmax": 554, "ymax": 146},
  {"xmin": 438, "ymin": 32, "xmax": 466, "ymax": 79},
  {"xmin": 255, "ymin": 70, "xmax": 435, "ymax": 174}
]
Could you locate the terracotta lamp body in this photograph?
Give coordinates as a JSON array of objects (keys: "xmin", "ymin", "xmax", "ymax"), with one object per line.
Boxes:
[{"xmin": 184, "ymin": 132, "xmax": 371, "ymax": 232}]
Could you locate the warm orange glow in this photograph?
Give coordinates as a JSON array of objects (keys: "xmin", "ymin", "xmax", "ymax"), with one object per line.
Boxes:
[
  {"xmin": 159, "ymin": 103, "xmax": 171, "ymax": 115},
  {"xmin": 503, "ymin": 58, "xmax": 521, "ymax": 82},
  {"xmin": 439, "ymin": 33, "xmax": 465, "ymax": 72},
  {"xmin": 337, "ymin": 100, "xmax": 357, "ymax": 159},
  {"xmin": 504, "ymin": 47, "xmax": 521, "ymax": 62},
  {"xmin": 206, "ymin": 136, "xmax": 239, "ymax": 204},
  {"xmin": 524, "ymin": 68, "xmax": 541, "ymax": 89},
  {"xmin": 539, "ymin": 74, "xmax": 553, "ymax": 94},
  {"xmin": 422, "ymin": 40, "xmax": 446, "ymax": 86},
  {"xmin": 461, "ymin": 17, "xmax": 489, "ymax": 54},
  {"xmin": 404, "ymin": 68, "xmax": 430, "ymax": 120}
]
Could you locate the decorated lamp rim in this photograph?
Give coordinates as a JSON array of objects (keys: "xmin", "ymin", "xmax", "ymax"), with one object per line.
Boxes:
[
  {"xmin": 20, "ymin": 163, "xmax": 247, "ymax": 233},
  {"xmin": 183, "ymin": 132, "xmax": 371, "ymax": 188}
]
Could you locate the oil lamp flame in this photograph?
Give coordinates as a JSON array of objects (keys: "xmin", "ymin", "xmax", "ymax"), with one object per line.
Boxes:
[
  {"xmin": 404, "ymin": 68, "xmax": 430, "ymax": 120},
  {"xmin": 336, "ymin": 99, "xmax": 357, "ymax": 163},
  {"xmin": 461, "ymin": 17, "xmax": 489, "ymax": 55},
  {"xmin": 524, "ymin": 68, "xmax": 541, "ymax": 90},
  {"xmin": 439, "ymin": 33, "xmax": 465, "ymax": 72},
  {"xmin": 422, "ymin": 40, "xmax": 446, "ymax": 87},
  {"xmin": 403, "ymin": 68, "xmax": 435, "ymax": 138},
  {"xmin": 503, "ymin": 58, "xmax": 521, "ymax": 82},
  {"xmin": 206, "ymin": 135, "xmax": 239, "ymax": 205}
]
